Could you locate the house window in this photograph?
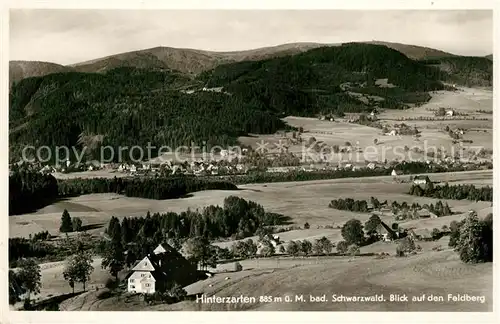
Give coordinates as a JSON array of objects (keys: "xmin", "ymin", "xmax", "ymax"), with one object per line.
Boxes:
[
  {"xmin": 130, "ymin": 285, "xmax": 135, "ymax": 289},
  {"xmin": 141, "ymin": 273, "xmax": 145, "ymax": 277},
  {"xmin": 130, "ymin": 279, "xmax": 134, "ymax": 283},
  {"xmin": 145, "ymin": 283, "xmax": 150, "ymax": 287}
]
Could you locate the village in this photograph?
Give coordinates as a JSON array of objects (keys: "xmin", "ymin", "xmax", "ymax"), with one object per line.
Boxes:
[{"xmin": 26, "ymin": 107, "xmax": 491, "ymax": 180}]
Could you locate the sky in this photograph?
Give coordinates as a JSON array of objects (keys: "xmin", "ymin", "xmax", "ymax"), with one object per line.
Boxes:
[{"xmin": 9, "ymin": 10, "xmax": 493, "ymax": 65}]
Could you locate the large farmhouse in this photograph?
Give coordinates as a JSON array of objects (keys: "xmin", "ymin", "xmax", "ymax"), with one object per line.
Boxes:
[
  {"xmin": 376, "ymin": 221, "xmax": 399, "ymax": 242},
  {"xmin": 127, "ymin": 243, "xmax": 198, "ymax": 294}
]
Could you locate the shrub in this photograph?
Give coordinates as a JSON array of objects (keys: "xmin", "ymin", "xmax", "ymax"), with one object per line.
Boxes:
[
  {"xmin": 397, "ymin": 237, "xmax": 416, "ymax": 253},
  {"xmin": 303, "ymin": 222, "xmax": 310, "ymax": 229},
  {"xmin": 167, "ymin": 283, "xmax": 187, "ymax": 300},
  {"xmin": 348, "ymin": 244, "xmax": 360, "ymax": 256},
  {"xmin": 97, "ymin": 290, "xmax": 113, "ymax": 300},
  {"xmin": 105, "ymin": 278, "xmax": 118, "ymax": 290},
  {"xmin": 454, "ymin": 213, "xmax": 492, "ymax": 263},
  {"xmin": 286, "ymin": 241, "xmax": 300, "ymax": 257},
  {"xmin": 431, "ymin": 228, "xmax": 441, "ymax": 240},
  {"xmin": 336, "ymin": 241, "xmax": 349, "ymax": 255}
]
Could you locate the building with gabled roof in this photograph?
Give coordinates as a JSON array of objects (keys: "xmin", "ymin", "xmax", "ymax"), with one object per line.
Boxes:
[
  {"xmin": 128, "ymin": 256, "xmax": 157, "ymax": 294},
  {"xmin": 376, "ymin": 221, "xmax": 398, "ymax": 242},
  {"xmin": 127, "ymin": 243, "xmax": 198, "ymax": 294}
]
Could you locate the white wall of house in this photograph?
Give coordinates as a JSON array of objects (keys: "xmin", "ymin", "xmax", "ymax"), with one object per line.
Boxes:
[{"xmin": 128, "ymin": 271, "xmax": 156, "ymax": 294}]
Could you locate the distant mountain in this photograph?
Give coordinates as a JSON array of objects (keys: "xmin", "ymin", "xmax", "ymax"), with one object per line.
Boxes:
[
  {"xmin": 70, "ymin": 43, "xmax": 329, "ymax": 75},
  {"xmin": 365, "ymin": 41, "xmax": 456, "ymax": 60},
  {"xmin": 9, "ymin": 61, "xmax": 74, "ymax": 86},
  {"xmin": 68, "ymin": 41, "xmax": 462, "ymax": 74},
  {"xmin": 9, "ymin": 41, "xmax": 486, "ymax": 85}
]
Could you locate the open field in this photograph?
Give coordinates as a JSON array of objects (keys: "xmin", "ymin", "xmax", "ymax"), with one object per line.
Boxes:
[
  {"xmin": 58, "ymin": 249, "xmax": 492, "ymax": 311},
  {"xmin": 237, "ymin": 87, "xmax": 493, "ymax": 163},
  {"xmin": 9, "ymin": 170, "xmax": 491, "ymax": 239}
]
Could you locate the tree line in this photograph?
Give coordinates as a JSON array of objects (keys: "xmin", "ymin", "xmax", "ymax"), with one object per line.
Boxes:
[
  {"xmin": 106, "ymin": 196, "xmax": 284, "ymax": 245},
  {"xmin": 329, "ymin": 198, "xmax": 370, "ymax": 213},
  {"xmin": 226, "ymin": 160, "xmax": 476, "ymax": 185},
  {"xmin": 9, "ymin": 167, "xmax": 238, "ymax": 215},
  {"xmin": 9, "ymin": 231, "xmax": 97, "ymax": 267},
  {"xmin": 328, "ymin": 197, "xmax": 453, "ymax": 217},
  {"xmin": 58, "ymin": 176, "xmax": 238, "ymax": 200},
  {"xmin": 409, "ymin": 183, "xmax": 493, "ymax": 202}
]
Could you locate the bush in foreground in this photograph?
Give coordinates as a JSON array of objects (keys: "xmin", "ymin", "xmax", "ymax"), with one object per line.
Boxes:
[{"xmin": 454, "ymin": 212, "xmax": 492, "ymax": 263}]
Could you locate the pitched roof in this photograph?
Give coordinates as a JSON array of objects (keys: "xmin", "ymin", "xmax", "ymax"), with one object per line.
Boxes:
[
  {"xmin": 376, "ymin": 221, "xmax": 396, "ymax": 236},
  {"xmin": 131, "ymin": 256, "xmax": 156, "ymax": 271},
  {"xmin": 128, "ymin": 270, "xmax": 157, "ymax": 282},
  {"xmin": 153, "ymin": 244, "xmax": 167, "ymax": 255}
]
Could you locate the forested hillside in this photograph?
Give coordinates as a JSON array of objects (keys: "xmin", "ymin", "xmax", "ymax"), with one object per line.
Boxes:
[
  {"xmin": 9, "ymin": 67, "xmax": 288, "ymax": 162},
  {"xmin": 419, "ymin": 56, "xmax": 493, "ymax": 87},
  {"xmin": 198, "ymin": 43, "xmax": 447, "ymax": 114},
  {"xmin": 10, "ymin": 43, "xmax": 474, "ymax": 163}
]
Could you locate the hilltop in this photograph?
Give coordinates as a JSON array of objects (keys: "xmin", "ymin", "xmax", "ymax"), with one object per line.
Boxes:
[
  {"xmin": 365, "ymin": 41, "xmax": 456, "ymax": 60},
  {"xmin": 9, "ymin": 61, "xmax": 75, "ymax": 87},
  {"xmin": 10, "ymin": 41, "xmax": 491, "ymax": 86},
  {"xmin": 70, "ymin": 42, "xmax": 327, "ymax": 75}
]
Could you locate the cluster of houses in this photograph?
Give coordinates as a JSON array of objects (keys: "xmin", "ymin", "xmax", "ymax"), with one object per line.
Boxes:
[
  {"xmin": 374, "ymin": 222, "xmax": 437, "ymax": 242},
  {"xmin": 34, "ymin": 158, "xmax": 250, "ymax": 177}
]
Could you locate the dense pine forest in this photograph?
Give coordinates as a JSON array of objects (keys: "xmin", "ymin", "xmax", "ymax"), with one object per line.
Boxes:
[
  {"xmin": 199, "ymin": 43, "xmax": 448, "ymax": 114},
  {"xmin": 9, "ymin": 67, "xmax": 288, "ymax": 163},
  {"xmin": 9, "ymin": 43, "xmax": 466, "ymax": 163},
  {"xmin": 9, "ymin": 166, "xmax": 59, "ymax": 215},
  {"xmin": 418, "ymin": 56, "xmax": 493, "ymax": 87},
  {"xmin": 9, "ymin": 167, "xmax": 237, "ymax": 215},
  {"xmin": 58, "ymin": 176, "xmax": 238, "ymax": 199},
  {"xmin": 105, "ymin": 196, "xmax": 286, "ymax": 248}
]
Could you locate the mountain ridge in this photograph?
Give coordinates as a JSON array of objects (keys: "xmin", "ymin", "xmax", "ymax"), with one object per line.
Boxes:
[
  {"xmin": 9, "ymin": 42, "xmax": 451, "ymax": 162},
  {"xmin": 10, "ymin": 41, "xmax": 487, "ymax": 85}
]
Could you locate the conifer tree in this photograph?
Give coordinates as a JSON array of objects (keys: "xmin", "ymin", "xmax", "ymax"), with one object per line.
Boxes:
[{"xmin": 60, "ymin": 209, "xmax": 73, "ymax": 233}]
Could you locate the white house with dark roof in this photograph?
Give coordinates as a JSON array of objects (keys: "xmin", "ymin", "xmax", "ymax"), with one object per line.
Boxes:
[
  {"xmin": 126, "ymin": 243, "xmax": 199, "ymax": 295},
  {"xmin": 127, "ymin": 256, "xmax": 157, "ymax": 294}
]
